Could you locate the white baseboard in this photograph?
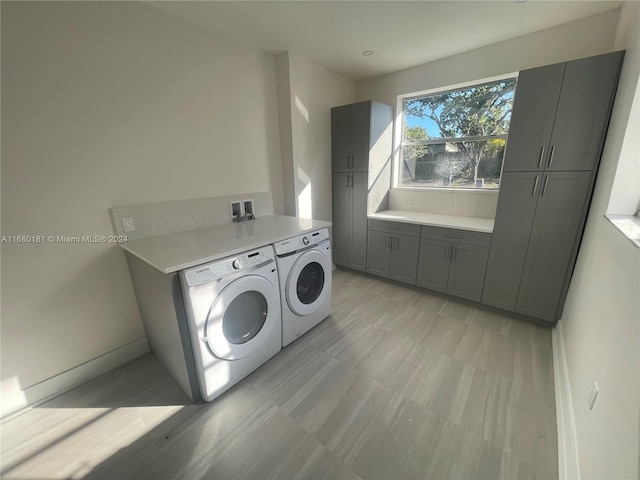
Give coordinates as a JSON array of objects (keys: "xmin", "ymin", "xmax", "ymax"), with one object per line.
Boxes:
[
  {"xmin": 552, "ymin": 322, "xmax": 580, "ymax": 479},
  {"xmin": 1, "ymin": 337, "xmax": 149, "ymax": 420}
]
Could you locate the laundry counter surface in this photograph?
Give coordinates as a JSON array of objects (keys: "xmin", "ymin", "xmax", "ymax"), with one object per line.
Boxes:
[
  {"xmin": 369, "ymin": 209, "xmax": 494, "ymax": 233},
  {"xmin": 120, "ymin": 215, "xmax": 331, "ymax": 274}
]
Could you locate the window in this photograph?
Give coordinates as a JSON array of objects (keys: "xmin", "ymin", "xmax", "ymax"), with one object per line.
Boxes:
[{"xmin": 399, "ymin": 78, "xmax": 517, "ymax": 189}]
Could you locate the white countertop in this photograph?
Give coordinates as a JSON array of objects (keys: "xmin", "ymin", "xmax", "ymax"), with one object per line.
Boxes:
[
  {"xmin": 120, "ymin": 215, "xmax": 332, "ymax": 274},
  {"xmin": 369, "ymin": 210, "xmax": 494, "ymax": 233}
]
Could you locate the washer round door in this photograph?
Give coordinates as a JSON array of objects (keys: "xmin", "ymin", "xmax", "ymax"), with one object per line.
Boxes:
[
  {"xmin": 205, "ymin": 275, "xmax": 279, "ymax": 360},
  {"xmin": 286, "ymin": 249, "xmax": 331, "ymax": 316}
]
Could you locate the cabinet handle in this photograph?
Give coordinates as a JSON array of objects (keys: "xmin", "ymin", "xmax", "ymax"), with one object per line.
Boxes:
[
  {"xmin": 350, "ymin": 154, "xmax": 354, "ymax": 169},
  {"xmin": 345, "ymin": 174, "xmax": 350, "ymax": 187},
  {"xmin": 548, "ymin": 145, "xmax": 556, "ymax": 168},
  {"xmin": 542, "ymin": 175, "xmax": 549, "ymax": 197},
  {"xmin": 388, "ymin": 236, "xmax": 392, "ymax": 249},
  {"xmin": 443, "ymin": 234, "xmax": 461, "ymax": 239},
  {"xmin": 452, "ymin": 245, "xmax": 457, "ymax": 262},
  {"xmin": 532, "ymin": 175, "xmax": 540, "ymax": 196},
  {"xmin": 445, "ymin": 245, "xmax": 450, "ymax": 261},
  {"xmin": 538, "ymin": 146, "xmax": 545, "ymax": 169},
  {"xmin": 394, "ymin": 237, "xmax": 399, "ymax": 250}
]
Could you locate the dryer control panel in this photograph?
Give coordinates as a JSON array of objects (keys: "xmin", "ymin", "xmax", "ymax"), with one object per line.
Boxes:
[
  {"xmin": 182, "ymin": 245, "xmax": 274, "ymax": 287},
  {"xmin": 274, "ymin": 228, "xmax": 330, "ymax": 256}
]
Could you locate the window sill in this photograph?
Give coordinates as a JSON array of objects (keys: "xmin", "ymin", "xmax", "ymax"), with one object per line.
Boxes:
[{"xmin": 604, "ymin": 214, "xmax": 640, "ymax": 249}]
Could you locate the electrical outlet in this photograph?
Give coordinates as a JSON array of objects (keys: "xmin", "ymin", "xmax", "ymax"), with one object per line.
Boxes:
[
  {"xmin": 122, "ymin": 216, "xmax": 135, "ymax": 233},
  {"xmin": 229, "ymin": 201, "xmax": 243, "ymax": 221},
  {"xmin": 588, "ymin": 382, "xmax": 600, "ymax": 410},
  {"xmin": 243, "ymin": 199, "xmax": 254, "ymax": 218}
]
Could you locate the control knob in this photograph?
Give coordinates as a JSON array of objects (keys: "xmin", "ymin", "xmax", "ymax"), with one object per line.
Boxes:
[
  {"xmin": 302, "ymin": 236, "xmax": 310, "ymax": 245},
  {"xmin": 232, "ymin": 259, "xmax": 241, "ymax": 270}
]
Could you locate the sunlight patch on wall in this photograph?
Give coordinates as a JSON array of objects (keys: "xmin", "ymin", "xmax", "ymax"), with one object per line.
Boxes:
[{"xmin": 294, "ymin": 95, "xmax": 309, "ymax": 123}]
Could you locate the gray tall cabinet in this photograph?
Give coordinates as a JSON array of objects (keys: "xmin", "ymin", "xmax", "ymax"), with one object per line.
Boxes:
[
  {"xmin": 482, "ymin": 51, "xmax": 624, "ymax": 323},
  {"xmin": 331, "ymin": 100, "xmax": 393, "ymax": 272}
]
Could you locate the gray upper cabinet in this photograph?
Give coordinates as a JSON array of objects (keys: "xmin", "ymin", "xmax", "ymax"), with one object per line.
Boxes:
[
  {"xmin": 331, "ymin": 101, "xmax": 375, "ymax": 173},
  {"xmin": 331, "ymin": 105, "xmax": 351, "ymax": 172},
  {"xmin": 332, "ymin": 100, "xmax": 393, "ymax": 272},
  {"xmin": 503, "ymin": 51, "xmax": 623, "ymax": 173},
  {"xmin": 547, "ymin": 52, "xmax": 624, "ymax": 171},
  {"xmin": 502, "ymin": 64, "xmax": 563, "ymax": 172}
]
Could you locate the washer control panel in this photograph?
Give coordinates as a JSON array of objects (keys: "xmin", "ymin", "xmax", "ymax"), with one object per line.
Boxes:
[
  {"xmin": 182, "ymin": 245, "xmax": 274, "ymax": 287},
  {"xmin": 274, "ymin": 228, "xmax": 330, "ymax": 256}
]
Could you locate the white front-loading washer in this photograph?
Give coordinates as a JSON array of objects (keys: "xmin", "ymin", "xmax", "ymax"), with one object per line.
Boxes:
[
  {"xmin": 179, "ymin": 245, "xmax": 281, "ymax": 402},
  {"xmin": 274, "ymin": 228, "xmax": 332, "ymax": 347}
]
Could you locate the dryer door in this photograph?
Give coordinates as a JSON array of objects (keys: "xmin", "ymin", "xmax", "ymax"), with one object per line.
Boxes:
[
  {"xmin": 205, "ymin": 275, "xmax": 279, "ymax": 360},
  {"xmin": 286, "ymin": 249, "xmax": 331, "ymax": 316}
]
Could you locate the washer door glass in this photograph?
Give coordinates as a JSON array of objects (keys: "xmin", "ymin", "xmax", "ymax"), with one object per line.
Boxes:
[
  {"xmin": 223, "ymin": 290, "xmax": 267, "ymax": 344},
  {"xmin": 286, "ymin": 249, "xmax": 331, "ymax": 316},
  {"xmin": 297, "ymin": 262, "xmax": 325, "ymax": 305},
  {"xmin": 205, "ymin": 275, "xmax": 279, "ymax": 360}
]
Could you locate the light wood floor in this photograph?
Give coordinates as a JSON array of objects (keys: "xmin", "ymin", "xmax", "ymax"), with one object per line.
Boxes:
[{"xmin": 1, "ymin": 269, "xmax": 558, "ymax": 479}]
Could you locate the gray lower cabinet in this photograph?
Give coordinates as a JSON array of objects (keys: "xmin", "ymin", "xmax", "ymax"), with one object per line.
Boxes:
[
  {"xmin": 332, "ymin": 172, "xmax": 368, "ymax": 271},
  {"xmin": 483, "ymin": 171, "xmax": 592, "ymax": 322},
  {"xmin": 417, "ymin": 227, "xmax": 491, "ymax": 302},
  {"xmin": 367, "ymin": 220, "xmax": 420, "ymax": 284}
]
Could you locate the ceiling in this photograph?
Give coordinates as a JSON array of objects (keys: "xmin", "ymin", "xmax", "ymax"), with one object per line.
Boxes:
[{"xmin": 148, "ymin": 1, "xmax": 622, "ymax": 81}]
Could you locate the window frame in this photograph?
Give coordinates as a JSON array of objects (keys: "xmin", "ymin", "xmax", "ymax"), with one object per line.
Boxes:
[{"xmin": 394, "ymin": 73, "xmax": 518, "ymax": 192}]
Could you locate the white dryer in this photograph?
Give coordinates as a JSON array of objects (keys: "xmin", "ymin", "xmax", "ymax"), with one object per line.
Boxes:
[
  {"xmin": 179, "ymin": 245, "xmax": 281, "ymax": 402},
  {"xmin": 274, "ymin": 228, "xmax": 332, "ymax": 347}
]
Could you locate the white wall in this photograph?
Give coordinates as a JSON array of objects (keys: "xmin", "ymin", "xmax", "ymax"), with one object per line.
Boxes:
[
  {"xmin": 1, "ymin": 2, "xmax": 283, "ymax": 404},
  {"xmin": 558, "ymin": 2, "xmax": 640, "ymax": 478},
  {"xmin": 277, "ymin": 52, "xmax": 356, "ymax": 221},
  {"xmin": 357, "ymin": 9, "xmax": 620, "ymax": 106}
]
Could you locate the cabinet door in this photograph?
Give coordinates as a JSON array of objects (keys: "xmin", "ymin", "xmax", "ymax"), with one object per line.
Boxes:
[
  {"xmin": 516, "ymin": 171, "xmax": 592, "ymax": 321},
  {"xmin": 390, "ymin": 235, "xmax": 419, "ymax": 285},
  {"xmin": 349, "ymin": 173, "xmax": 368, "ymax": 271},
  {"xmin": 547, "ymin": 52, "xmax": 623, "ymax": 171},
  {"xmin": 482, "ymin": 172, "xmax": 540, "ymax": 311},
  {"xmin": 349, "ymin": 101, "xmax": 371, "ymax": 172},
  {"xmin": 502, "ymin": 63, "xmax": 564, "ymax": 172},
  {"xmin": 367, "ymin": 231, "xmax": 390, "ymax": 277},
  {"xmin": 416, "ymin": 238, "xmax": 449, "ymax": 293},
  {"xmin": 331, "ymin": 105, "xmax": 351, "ymax": 172},
  {"xmin": 447, "ymin": 244, "xmax": 489, "ymax": 302},
  {"xmin": 331, "ymin": 173, "xmax": 350, "ymax": 267}
]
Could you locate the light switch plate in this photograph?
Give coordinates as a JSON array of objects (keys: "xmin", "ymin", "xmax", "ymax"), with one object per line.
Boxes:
[{"xmin": 122, "ymin": 216, "xmax": 135, "ymax": 233}]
